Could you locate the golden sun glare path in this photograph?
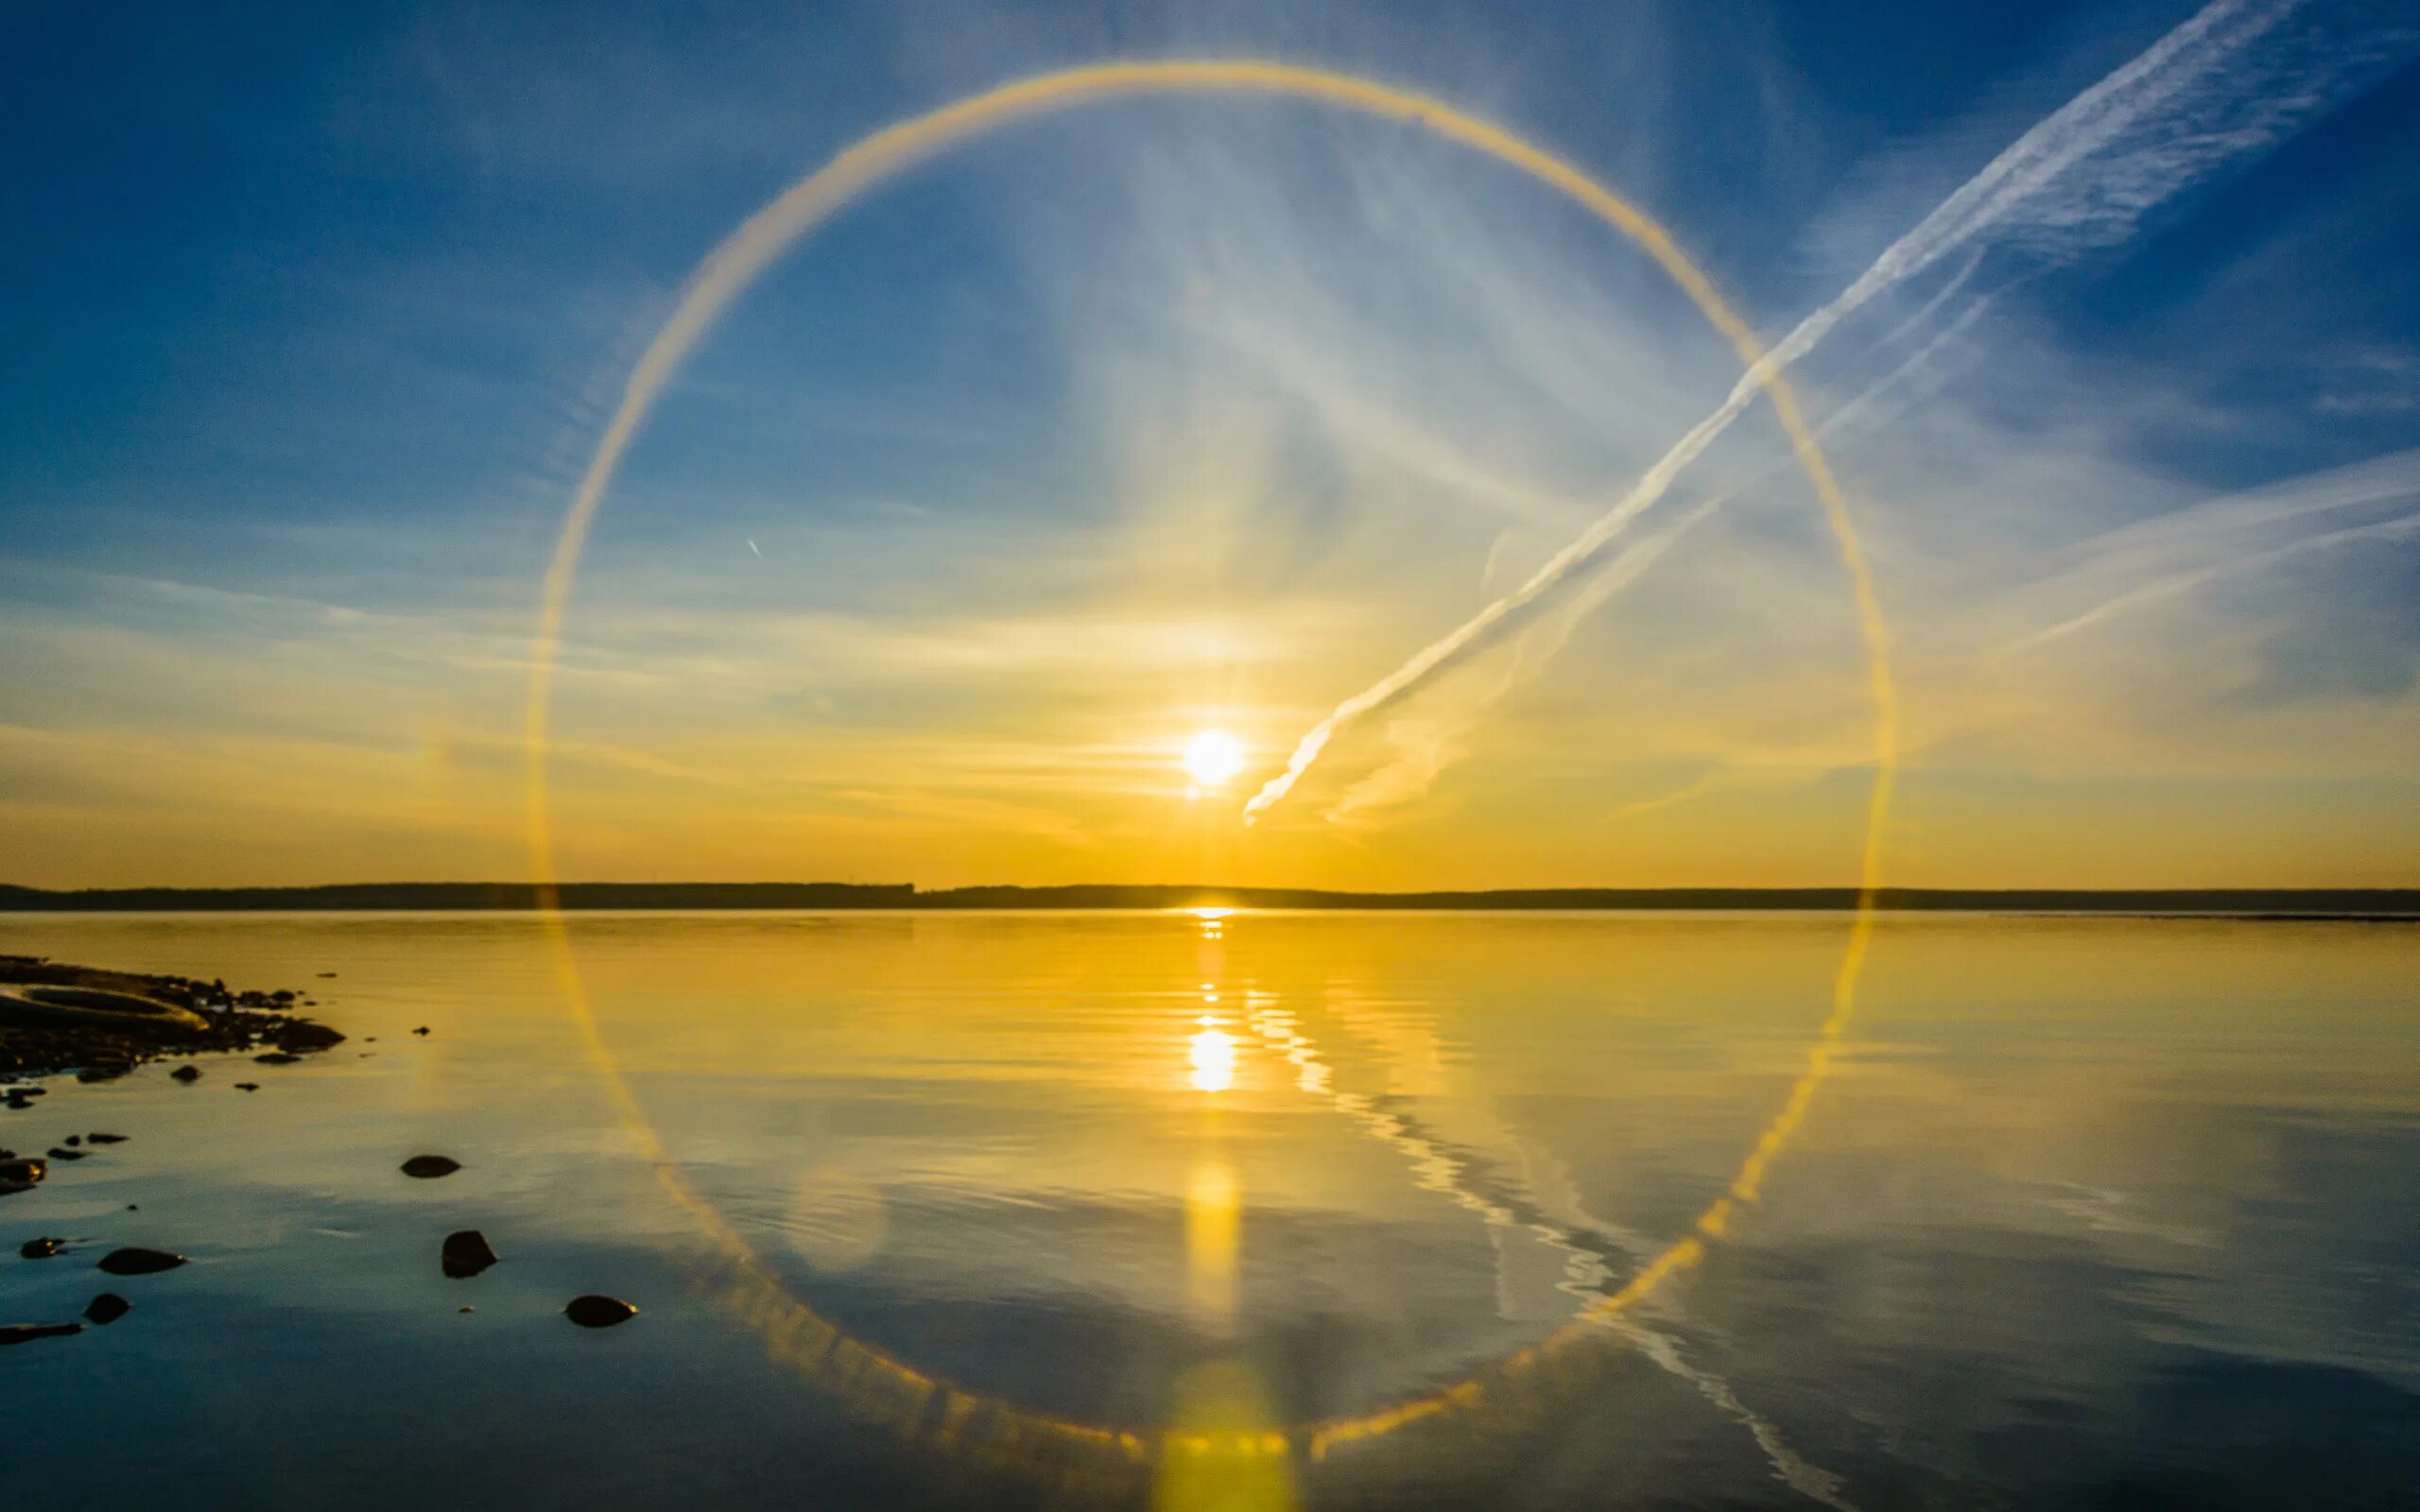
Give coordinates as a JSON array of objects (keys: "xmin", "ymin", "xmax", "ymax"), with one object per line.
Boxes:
[{"xmin": 523, "ymin": 57, "xmax": 1898, "ymax": 1487}]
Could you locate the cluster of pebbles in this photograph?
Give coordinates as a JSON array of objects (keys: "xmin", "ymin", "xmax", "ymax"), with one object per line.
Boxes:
[{"xmin": 3, "ymin": 958, "xmax": 637, "ymax": 1345}]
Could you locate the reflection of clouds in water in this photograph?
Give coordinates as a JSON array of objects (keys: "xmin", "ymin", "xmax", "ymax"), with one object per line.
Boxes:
[
  {"xmin": 785, "ymin": 1165, "xmax": 890, "ymax": 1273},
  {"xmin": 1244, "ymin": 996, "xmax": 1858, "ymax": 1509},
  {"xmin": 2045, "ymin": 1181, "xmax": 2218, "ymax": 1251}
]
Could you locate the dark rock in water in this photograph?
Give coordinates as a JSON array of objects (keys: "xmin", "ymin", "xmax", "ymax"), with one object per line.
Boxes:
[
  {"xmin": 275, "ymin": 1021, "xmax": 345, "ymax": 1052},
  {"xmin": 46, "ymin": 1146, "xmax": 87, "ymax": 1161},
  {"xmin": 83, "ymin": 1293, "xmax": 130, "ymax": 1325},
  {"xmin": 0, "ymin": 1322, "xmax": 82, "ymax": 1346},
  {"xmin": 63, "ymin": 1135, "xmax": 80, "ymax": 1146},
  {"xmin": 78, "ymin": 1060, "xmax": 133, "ymax": 1083},
  {"xmin": 234, "ymin": 1082, "xmax": 259, "ymax": 1091},
  {"xmin": 441, "ymin": 1229, "xmax": 500, "ymax": 1279},
  {"xmin": 0, "ymin": 1157, "xmax": 46, "ymax": 1187},
  {"xmin": 21, "ymin": 1237, "xmax": 66, "ymax": 1260},
  {"xmin": 564, "ymin": 1295, "xmax": 637, "ymax": 1329},
  {"xmin": 170, "ymin": 1065, "xmax": 201, "ymax": 1083},
  {"xmin": 412, "ymin": 1025, "xmax": 431, "ymax": 1037},
  {"xmin": 318, "ymin": 972, "xmax": 337, "ymax": 979},
  {"xmin": 12, "ymin": 1086, "xmax": 45, "ymax": 1097},
  {"xmin": 252, "ymin": 1051, "xmax": 302, "ymax": 1066},
  {"xmin": 86, "ymin": 1133, "xmax": 126, "ymax": 1144},
  {"xmin": 96, "ymin": 1246, "xmax": 187, "ymax": 1276},
  {"xmin": 401, "ymin": 1155, "xmax": 460, "ymax": 1179}
]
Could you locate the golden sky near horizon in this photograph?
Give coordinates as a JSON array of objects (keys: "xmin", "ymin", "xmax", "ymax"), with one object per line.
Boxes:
[{"xmin": 7, "ymin": 43, "xmax": 2420, "ymax": 893}]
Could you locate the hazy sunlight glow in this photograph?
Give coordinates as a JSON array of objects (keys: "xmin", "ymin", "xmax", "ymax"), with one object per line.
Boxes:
[{"xmin": 526, "ymin": 57, "xmax": 1894, "ymax": 1493}]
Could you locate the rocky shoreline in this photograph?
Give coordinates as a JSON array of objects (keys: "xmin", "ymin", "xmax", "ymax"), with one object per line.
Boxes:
[
  {"xmin": 0, "ymin": 954, "xmax": 346, "ymax": 1085},
  {"xmin": 3, "ymin": 954, "xmax": 639, "ymax": 1345}
]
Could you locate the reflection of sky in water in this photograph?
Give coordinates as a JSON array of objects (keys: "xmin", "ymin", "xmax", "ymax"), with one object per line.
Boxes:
[{"xmin": 0, "ymin": 911, "xmax": 2412, "ymax": 1508}]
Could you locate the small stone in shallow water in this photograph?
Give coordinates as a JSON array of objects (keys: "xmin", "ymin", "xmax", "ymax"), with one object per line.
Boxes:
[
  {"xmin": 83, "ymin": 1293, "xmax": 130, "ymax": 1325},
  {"xmin": 63, "ymin": 1135, "xmax": 80, "ymax": 1147},
  {"xmin": 233, "ymin": 1083, "xmax": 259, "ymax": 1091},
  {"xmin": 0, "ymin": 1322, "xmax": 82, "ymax": 1346},
  {"xmin": 275, "ymin": 1022, "xmax": 345, "ymax": 1052},
  {"xmin": 252, "ymin": 1052, "xmax": 302, "ymax": 1066},
  {"xmin": 401, "ymin": 1155, "xmax": 460, "ymax": 1179},
  {"xmin": 170, "ymin": 1066, "xmax": 201, "ymax": 1084},
  {"xmin": 87, "ymin": 1133, "xmax": 126, "ymax": 1144},
  {"xmin": 458, "ymin": 1305, "xmax": 475, "ymax": 1314},
  {"xmin": 96, "ymin": 1246, "xmax": 187, "ymax": 1276},
  {"xmin": 21, "ymin": 1237, "xmax": 66, "ymax": 1259},
  {"xmin": 412, "ymin": 1026, "xmax": 431, "ymax": 1037},
  {"xmin": 47, "ymin": 1147, "xmax": 87, "ymax": 1161},
  {"xmin": 441, "ymin": 1229, "xmax": 500, "ymax": 1279},
  {"xmin": 564, "ymin": 1295, "xmax": 637, "ymax": 1329},
  {"xmin": 0, "ymin": 1158, "xmax": 47, "ymax": 1187}
]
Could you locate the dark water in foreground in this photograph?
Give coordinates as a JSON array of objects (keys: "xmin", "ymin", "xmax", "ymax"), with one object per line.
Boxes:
[{"xmin": 1, "ymin": 911, "xmax": 2413, "ymax": 1509}]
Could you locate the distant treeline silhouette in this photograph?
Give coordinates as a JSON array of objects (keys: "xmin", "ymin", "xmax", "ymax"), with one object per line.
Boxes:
[{"xmin": 0, "ymin": 882, "xmax": 2413, "ymax": 916}]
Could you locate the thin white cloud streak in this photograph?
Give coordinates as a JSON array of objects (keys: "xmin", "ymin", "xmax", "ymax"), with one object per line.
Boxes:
[
  {"xmin": 2013, "ymin": 455, "xmax": 2420, "ymax": 648},
  {"xmin": 1323, "ymin": 282, "xmax": 2015, "ymax": 824},
  {"xmin": 1245, "ymin": 0, "xmax": 2415, "ymax": 822},
  {"xmin": 1323, "ymin": 497, "xmax": 1721, "ymax": 824},
  {"xmin": 2016, "ymin": 444, "xmax": 2420, "ymax": 603}
]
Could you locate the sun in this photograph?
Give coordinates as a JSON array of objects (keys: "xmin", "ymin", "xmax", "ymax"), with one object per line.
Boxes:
[{"xmin": 1181, "ymin": 730, "xmax": 1246, "ymax": 789}]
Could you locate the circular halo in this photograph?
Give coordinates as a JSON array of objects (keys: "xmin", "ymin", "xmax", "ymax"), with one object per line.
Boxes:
[{"xmin": 524, "ymin": 58, "xmax": 1898, "ymax": 1486}]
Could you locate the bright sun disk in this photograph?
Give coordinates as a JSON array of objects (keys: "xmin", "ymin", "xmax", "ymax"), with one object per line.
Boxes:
[{"xmin": 1181, "ymin": 730, "xmax": 1245, "ymax": 788}]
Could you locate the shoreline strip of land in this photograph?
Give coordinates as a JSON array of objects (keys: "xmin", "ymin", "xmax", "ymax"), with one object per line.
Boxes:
[{"xmin": 1, "ymin": 882, "xmax": 2414, "ymax": 917}]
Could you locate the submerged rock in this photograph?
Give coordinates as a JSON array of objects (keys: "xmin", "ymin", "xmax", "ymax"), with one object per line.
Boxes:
[
  {"xmin": 233, "ymin": 1082, "xmax": 260, "ymax": 1091},
  {"xmin": 46, "ymin": 1146, "xmax": 88, "ymax": 1161},
  {"xmin": 441, "ymin": 1229, "xmax": 500, "ymax": 1279},
  {"xmin": 401, "ymin": 1155, "xmax": 460, "ymax": 1179},
  {"xmin": 0, "ymin": 1321, "xmax": 82, "ymax": 1346},
  {"xmin": 96, "ymin": 1246, "xmax": 187, "ymax": 1276},
  {"xmin": 83, "ymin": 1293, "xmax": 130, "ymax": 1325},
  {"xmin": 21, "ymin": 1237, "xmax": 66, "ymax": 1259},
  {"xmin": 86, "ymin": 1133, "xmax": 126, "ymax": 1144},
  {"xmin": 563, "ymin": 1295, "xmax": 637, "ymax": 1329},
  {"xmin": 170, "ymin": 1065, "xmax": 201, "ymax": 1084},
  {"xmin": 275, "ymin": 1021, "xmax": 345, "ymax": 1052},
  {"xmin": 411, "ymin": 1026, "xmax": 431, "ymax": 1038},
  {"xmin": 251, "ymin": 1051, "xmax": 302, "ymax": 1066},
  {"xmin": 0, "ymin": 1156, "xmax": 45, "ymax": 1191}
]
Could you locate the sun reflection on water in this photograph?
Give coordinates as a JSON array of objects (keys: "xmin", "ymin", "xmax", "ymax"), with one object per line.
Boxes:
[{"xmin": 1188, "ymin": 1022, "xmax": 1237, "ymax": 1092}]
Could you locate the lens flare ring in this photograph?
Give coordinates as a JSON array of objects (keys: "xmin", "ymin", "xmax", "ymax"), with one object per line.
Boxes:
[{"xmin": 526, "ymin": 57, "xmax": 1897, "ymax": 1488}]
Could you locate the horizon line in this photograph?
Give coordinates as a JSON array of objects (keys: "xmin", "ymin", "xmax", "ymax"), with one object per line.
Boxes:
[{"xmin": 3, "ymin": 879, "xmax": 2416, "ymax": 917}]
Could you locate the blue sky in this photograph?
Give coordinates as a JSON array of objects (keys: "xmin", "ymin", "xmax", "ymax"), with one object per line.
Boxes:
[{"xmin": 4, "ymin": 0, "xmax": 2417, "ymax": 887}]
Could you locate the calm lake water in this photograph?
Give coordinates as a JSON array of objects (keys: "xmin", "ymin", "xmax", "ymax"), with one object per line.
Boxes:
[{"xmin": 2, "ymin": 911, "xmax": 2414, "ymax": 1509}]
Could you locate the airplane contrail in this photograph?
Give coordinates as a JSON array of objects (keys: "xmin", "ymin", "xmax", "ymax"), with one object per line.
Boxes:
[
  {"xmin": 1243, "ymin": 0, "xmax": 2416, "ymax": 821},
  {"xmin": 1317, "ymin": 273, "xmax": 2027, "ymax": 827}
]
